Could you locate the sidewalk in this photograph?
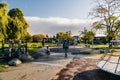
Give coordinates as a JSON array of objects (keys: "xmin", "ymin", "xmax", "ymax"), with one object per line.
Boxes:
[
  {"xmin": 0, "ymin": 51, "xmax": 74, "ymax": 80},
  {"xmin": 0, "ymin": 47, "xmax": 101, "ymax": 80}
]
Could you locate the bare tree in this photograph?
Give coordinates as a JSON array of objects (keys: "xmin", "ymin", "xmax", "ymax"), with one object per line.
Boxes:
[{"xmin": 90, "ymin": 0, "xmax": 120, "ymax": 40}]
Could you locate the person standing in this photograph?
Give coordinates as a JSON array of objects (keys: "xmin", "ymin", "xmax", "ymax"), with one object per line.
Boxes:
[
  {"xmin": 45, "ymin": 46, "xmax": 50, "ymax": 55},
  {"xmin": 63, "ymin": 39, "xmax": 69, "ymax": 58},
  {"xmin": 41, "ymin": 39, "xmax": 45, "ymax": 48}
]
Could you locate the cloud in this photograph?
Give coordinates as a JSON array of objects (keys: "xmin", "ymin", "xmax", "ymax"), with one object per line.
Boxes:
[{"xmin": 25, "ymin": 16, "xmax": 94, "ymax": 36}]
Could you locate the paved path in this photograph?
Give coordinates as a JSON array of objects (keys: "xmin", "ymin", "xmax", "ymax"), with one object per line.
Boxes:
[
  {"xmin": 0, "ymin": 47, "xmax": 101, "ymax": 80},
  {"xmin": 0, "ymin": 52, "xmax": 75, "ymax": 80}
]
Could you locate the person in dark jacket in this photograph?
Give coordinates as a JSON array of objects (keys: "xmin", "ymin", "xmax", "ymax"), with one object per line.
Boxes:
[
  {"xmin": 63, "ymin": 39, "xmax": 69, "ymax": 58},
  {"xmin": 45, "ymin": 46, "xmax": 50, "ymax": 55},
  {"xmin": 41, "ymin": 39, "xmax": 45, "ymax": 47}
]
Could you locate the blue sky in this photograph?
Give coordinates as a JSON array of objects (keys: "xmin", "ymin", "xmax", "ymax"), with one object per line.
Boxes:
[
  {"xmin": 1, "ymin": 0, "xmax": 99, "ymax": 36},
  {"xmin": 4, "ymin": 0, "xmax": 92, "ymax": 19}
]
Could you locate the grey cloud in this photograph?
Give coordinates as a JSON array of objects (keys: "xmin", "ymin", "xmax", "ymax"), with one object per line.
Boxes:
[{"xmin": 25, "ymin": 17, "xmax": 94, "ymax": 36}]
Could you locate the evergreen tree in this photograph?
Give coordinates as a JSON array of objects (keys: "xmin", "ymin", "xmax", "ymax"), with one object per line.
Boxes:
[{"xmin": 7, "ymin": 8, "xmax": 29, "ymax": 39}]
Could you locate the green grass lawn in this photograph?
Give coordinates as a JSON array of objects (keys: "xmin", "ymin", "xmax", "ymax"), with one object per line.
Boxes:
[
  {"xmin": 0, "ymin": 42, "xmax": 57, "ymax": 53},
  {"xmin": 27, "ymin": 42, "xmax": 41, "ymax": 52},
  {"xmin": 107, "ymin": 52, "xmax": 120, "ymax": 56},
  {"xmin": 79, "ymin": 44, "xmax": 108, "ymax": 49},
  {"xmin": 27, "ymin": 42, "xmax": 57, "ymax": 52},
  {"xmin": 90, "ymin": 44, "xmax": 108, "ymax": 49}
]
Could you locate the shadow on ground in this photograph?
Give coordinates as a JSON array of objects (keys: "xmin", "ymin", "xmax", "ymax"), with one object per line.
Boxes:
[
  {"xmin": 73, "ymin": 69, "xmax": 120, "ymax": 80},
  {"xmin": 31, "ymin": 47, "xmax": 99, "ymax": 62},
  {"xmin": 51, "ymin": 58, "xmax": 120, "ymax": 80},
  {"xmin": 33, "ymin": 52, "xmax": 74, "ymax": 62}
]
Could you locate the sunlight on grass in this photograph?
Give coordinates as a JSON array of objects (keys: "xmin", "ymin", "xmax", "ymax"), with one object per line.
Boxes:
[
  {"xmin": 78, "ymin": 44, "xmax": 108, "ymax": 49},
  {"xmin": 0, "ymin": 42, "xmax": 57, "ymax": 53},
  {"xmin": 0, "ymin": 64, "xmax": 9, "ymax": 71},
  {"xmin": 107, "ymin": 52, "xmax": 120, "ymax": 56},
  {"xmin": 90, "ymin": 44, "xmax": 108, "ymax": 49}
]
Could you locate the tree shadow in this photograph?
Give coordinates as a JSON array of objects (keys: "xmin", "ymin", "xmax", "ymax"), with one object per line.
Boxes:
[
  {"xmin": 32, "ymin": 52, "xmax": 74, "ymax": 62},
  {"xmin": 31, "ymin": 47, "xmax": 98, "ymax": 63},
  {"xmin": 73, "ymin": 69, "xmax": 120, "ymax": 80}
]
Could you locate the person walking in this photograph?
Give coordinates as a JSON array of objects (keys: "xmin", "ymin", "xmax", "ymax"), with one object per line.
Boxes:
[{"xmin": 63, "ymin": 39, "xmax": 69, "ymax": 58}]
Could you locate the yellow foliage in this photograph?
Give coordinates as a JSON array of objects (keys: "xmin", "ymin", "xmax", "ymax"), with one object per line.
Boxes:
[{"xmin": 38, "ymin": 34, "xmax": 47, "ymax": 39}]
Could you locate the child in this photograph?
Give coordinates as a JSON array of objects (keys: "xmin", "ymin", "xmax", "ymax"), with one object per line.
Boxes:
[{"xmin": 45, "ymin": 46, "xmax": 50, "ymax": 55}]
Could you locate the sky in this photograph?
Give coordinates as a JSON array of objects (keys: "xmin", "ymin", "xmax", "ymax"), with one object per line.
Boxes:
[
  {"xmin": 5, "ymin": 0, "xmax": 92, "ymax": 19},
  {"xmin": 1, "ymin": 0, "xmax": 98, "ymax": 36}
]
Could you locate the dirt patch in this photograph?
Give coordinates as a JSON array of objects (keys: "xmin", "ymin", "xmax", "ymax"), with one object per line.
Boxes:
[{"xmin": 52, "ymin": 57, "xmax": 120, "ymax": 80}]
